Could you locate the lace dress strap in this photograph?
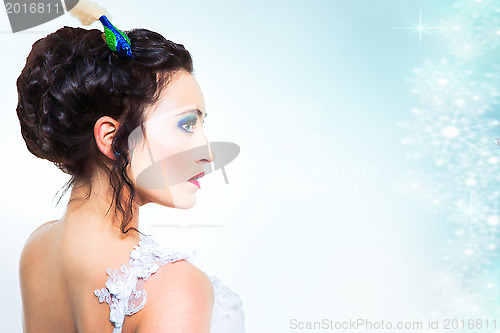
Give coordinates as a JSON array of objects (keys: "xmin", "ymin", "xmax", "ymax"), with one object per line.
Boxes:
[{"xmin": 93, "ymin": 234, "xmax": 195, "ymax": 333}]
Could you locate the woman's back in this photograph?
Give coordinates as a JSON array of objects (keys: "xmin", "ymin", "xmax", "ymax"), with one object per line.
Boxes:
[
  {"xmin": 19, "ymin": 218, "xmax": 207, "ymax": 333},
  {"xmin": 20, "ymin": 218, "xmax": 145, "ymax": 332},
  {"xmin": 20, "ymin": 217, "xmax": 244, "ymax": 333}
]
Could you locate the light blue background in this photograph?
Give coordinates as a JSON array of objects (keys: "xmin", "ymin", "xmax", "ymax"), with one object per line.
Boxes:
[{"xmin": 0, "ymin": 0, "xmax": 466, "ymax": 332}]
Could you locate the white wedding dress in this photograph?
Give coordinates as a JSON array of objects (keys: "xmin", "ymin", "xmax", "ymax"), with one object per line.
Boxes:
[{"xmin": 93, "ymin": 234, "xmax": 245, "ymax": 332}]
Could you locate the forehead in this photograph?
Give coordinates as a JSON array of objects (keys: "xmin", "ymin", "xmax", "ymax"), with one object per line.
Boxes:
[{"xmin": 146, "ymin": 70, "xmax": 206, "ymax": 118}]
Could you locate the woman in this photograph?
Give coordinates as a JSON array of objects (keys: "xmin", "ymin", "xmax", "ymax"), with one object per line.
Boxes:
[{"xmin": 16, "ymin": 22, "xmax": 244, "ymax": 332}]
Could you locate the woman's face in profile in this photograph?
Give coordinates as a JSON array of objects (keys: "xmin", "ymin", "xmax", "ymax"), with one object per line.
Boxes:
[{"xmin": 128, "ymin": 70, "xmax": 212, "ymax": 209}]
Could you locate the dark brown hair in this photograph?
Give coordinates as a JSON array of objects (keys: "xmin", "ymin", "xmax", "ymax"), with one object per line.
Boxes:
[{"xmin": 16, "ymin": 26, "xmax": 194, "ymax": 234}]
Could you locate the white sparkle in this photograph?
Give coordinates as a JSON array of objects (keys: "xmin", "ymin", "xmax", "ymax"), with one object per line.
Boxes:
[{"xmin": 392, "ymin": 7, "xmax": 446, "ymax": 47}]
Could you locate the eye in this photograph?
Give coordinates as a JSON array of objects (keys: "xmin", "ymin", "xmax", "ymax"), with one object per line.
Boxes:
[
  {"xmin": 181, "ymin": 121, "xmax": 197, "ymax": 133},
  {"xmin": 178, "ymin": 116, "xmax": 198, "ymax": 133}
]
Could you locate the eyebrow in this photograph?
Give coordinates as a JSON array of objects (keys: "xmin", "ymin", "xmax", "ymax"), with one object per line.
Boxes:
[{"xmin": 177, "ymin": 109, "xmax": 208, "ymax": 119}]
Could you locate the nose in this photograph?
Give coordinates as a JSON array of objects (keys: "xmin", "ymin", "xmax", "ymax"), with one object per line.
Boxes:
[
  {"xmin": 197, "ymin": 133, "xmax": 214, "ymax": 164},
  {"xmin": 205, "ymin": 141, "xmax": 214, "ymax": 163}
]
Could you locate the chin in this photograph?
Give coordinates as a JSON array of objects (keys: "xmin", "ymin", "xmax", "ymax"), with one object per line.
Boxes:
[
  {"xmin": 170, "ymin": 193, "xmax": 196, "ymax": 209},
  {"xmin": 173, "ymin": 197, "xmax": 196, "ymax": 209}
]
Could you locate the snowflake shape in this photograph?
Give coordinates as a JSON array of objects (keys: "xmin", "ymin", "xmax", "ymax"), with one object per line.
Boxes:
[{"xmin": 399, "ymin": 107, "xmax": 498, "ymax": 165}]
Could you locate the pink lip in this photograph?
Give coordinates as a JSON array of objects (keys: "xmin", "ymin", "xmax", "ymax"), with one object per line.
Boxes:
[
  {"xmin": 188, "ymin": 172, "xmax": 204, "ymax": 189},
  {"xmin": 189, "ymin": 172, "xmax": 205, "ymax": 180},
  {"xmin": 188, "ymin": 179, "xmax": 200, "ymax": 188}
]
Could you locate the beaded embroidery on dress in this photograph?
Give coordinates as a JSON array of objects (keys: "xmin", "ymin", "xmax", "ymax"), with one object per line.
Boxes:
[{"xmin": 94, "ymin": 234, "xmax": 245, "ymax": 333}]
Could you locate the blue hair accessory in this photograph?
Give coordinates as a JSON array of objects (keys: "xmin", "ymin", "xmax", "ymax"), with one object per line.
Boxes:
[{"xmin": 98, "ymin": 15, "xmax": 134, "ymax": 59}]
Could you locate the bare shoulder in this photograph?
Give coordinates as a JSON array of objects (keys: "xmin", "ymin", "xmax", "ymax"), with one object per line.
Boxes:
[
  {"xmin": 19, "ymin": 219, "xmax": 59, "ymax": 314},
  {"xmin": 136, "ymin": 260, "xmax": 215, "ymax": 333},
  {"xmin": 20, "ymin": 220, "xmax": 58, "ymax": 269},
  {"xmin": 26, "ymin": 220, "xmax": 58, "ymax": 243}
]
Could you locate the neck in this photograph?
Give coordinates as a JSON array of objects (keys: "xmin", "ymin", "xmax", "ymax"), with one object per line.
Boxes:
[{"xmin": 61, "ymin": 169, "xmax": 140, "ymax": 241}]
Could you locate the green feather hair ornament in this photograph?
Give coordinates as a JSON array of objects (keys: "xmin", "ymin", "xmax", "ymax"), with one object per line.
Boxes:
[{"xmin": 68, "ymin": 0, "xmax": 134, "ymax": 59}]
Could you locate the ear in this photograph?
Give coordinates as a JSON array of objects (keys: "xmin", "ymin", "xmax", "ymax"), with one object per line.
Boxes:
[{"xmin": 94, "ymin": 116, "xmax": 120, "ymax": 160}]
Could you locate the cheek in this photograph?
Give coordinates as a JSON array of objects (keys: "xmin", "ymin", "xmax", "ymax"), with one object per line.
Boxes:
[
  {"xmin": 128, "ymin": 144, "xmax": 176, "ymax": 207},
  {"xmin": 150, "ymin": 135, "xmax": 192, "ymax": 186},
  {"xmin": 129, "ymin": 142, "xmax": 195, "ymax": 209},
  {"xmin": 130, "ymin": 135, "xmax": 192, "ymax": 190}
]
